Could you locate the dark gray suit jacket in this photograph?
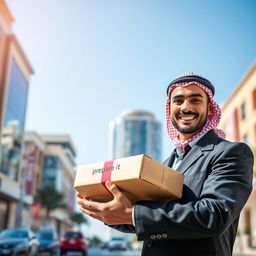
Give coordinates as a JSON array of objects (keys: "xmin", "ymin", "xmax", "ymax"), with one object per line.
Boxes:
[{"xmin": 110, "ymin": 130, "xmax": 254, "ymax": 256}]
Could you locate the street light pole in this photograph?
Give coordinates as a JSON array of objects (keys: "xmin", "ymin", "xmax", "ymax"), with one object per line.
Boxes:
[{"xmin": 15, "ymin": 166, "xmax": 25, "ymax": 228}]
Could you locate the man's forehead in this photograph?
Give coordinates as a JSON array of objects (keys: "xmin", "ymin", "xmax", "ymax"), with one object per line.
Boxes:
[{"xmin": 170, "ymin": 84, "xmax": 207, "ymax": 97}]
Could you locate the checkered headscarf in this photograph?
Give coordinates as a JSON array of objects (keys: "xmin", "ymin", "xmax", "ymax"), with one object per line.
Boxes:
[{"xmin": 166, "ymin": 72, "xmax": 225, "ymax": 150}]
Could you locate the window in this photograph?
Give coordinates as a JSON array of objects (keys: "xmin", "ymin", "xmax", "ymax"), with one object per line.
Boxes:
[
  {"xmin": 0, "ymin": 60, "xmax": 28, "ymax": 180},
  {"xmin": 3, "ymin": 59, "xmax": 28, "ymax": 135},
  {"xmin": 243, "ymin": 134, "xmax": 249, "ymax": 144},
  {"xmin": 241, "ymin": 103, "xmax": 246, "ymax": 120}
]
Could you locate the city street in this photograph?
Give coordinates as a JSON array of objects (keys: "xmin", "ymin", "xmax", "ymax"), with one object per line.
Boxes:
[
  {"xmin": 85, "ymin": 248, "xmax": 256, "ymax": 256},
  {"xmin": 88, "ymin": 248, "xmax": 141, "ymax": 256}
]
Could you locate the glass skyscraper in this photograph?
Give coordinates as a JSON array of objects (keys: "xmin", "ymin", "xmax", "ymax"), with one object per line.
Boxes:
[
  {"xmin": 0, "ymin": 60, "xmax": 29, "ymax": 181},
  {"xmin": 108, "ymin": 110, "xmax": 162, "ymax": 241},
  {"xmin": 109, "ymin": 110, "xmax": 162, "ymax": 161}
]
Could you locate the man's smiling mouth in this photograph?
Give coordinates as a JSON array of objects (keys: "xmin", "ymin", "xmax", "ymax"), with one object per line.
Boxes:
[
  {"xmin": 179, "ymin": 116, "xmax": 196, "ymax": 121},
  {"xmin": 176, "ymin": 113, "xmax": 199, "ymax": 121}
]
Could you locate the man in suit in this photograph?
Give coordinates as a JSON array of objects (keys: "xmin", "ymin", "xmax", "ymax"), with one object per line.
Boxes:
[{"xmin": 77, "ymin": 72, "xmax": 253, "ymax": 256}]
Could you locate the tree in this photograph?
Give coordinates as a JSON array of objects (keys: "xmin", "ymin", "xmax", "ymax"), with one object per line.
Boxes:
[
  {"xmin": 35, "ymin": 185, "xmax": 66, "ymax": 225},
  {"xmin": 70, "ymin": 212, "xmax": 89, "ymax": 230},
  {"xmin": 90, "ymin": 236, "xmax": 102, "ymax": 247}
]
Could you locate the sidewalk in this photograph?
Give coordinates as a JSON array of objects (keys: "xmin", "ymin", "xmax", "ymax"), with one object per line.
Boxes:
[
  {"xmin": 242, "ymin": 247, "xmax": 256, "ymax": 255},
  {"xmin": 234, "ymin": 247, "xmax": 256, "ymax": 256}
]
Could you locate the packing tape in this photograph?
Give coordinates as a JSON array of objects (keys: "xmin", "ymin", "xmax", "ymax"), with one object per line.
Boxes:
[{"xmin": 101, "ymin": 160, "xmax": 114, "ymax": 196}]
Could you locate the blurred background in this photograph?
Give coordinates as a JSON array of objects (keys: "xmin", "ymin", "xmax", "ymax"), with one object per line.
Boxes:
[{"xmin": 0, "ymin": 0, "xmax": 255, "ymax": 255}]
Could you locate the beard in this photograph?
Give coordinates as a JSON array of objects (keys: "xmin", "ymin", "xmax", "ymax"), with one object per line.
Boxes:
[{"xmin": 171, "ymin": 111, "xmax": 208, "ymax": 135}]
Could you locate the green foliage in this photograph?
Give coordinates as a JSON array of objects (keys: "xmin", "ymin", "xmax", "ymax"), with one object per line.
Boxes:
[
  {"xmin": 35, "ymin": 185, "xmax": 67, "ymax": 220},
  {"xmin": 90, "ymin": 236, "xmax": 102, "ymax": 246},
  {"xmin": 243, "ymin": 225, "xmax": 251, "ymax": 235},
  {"xmin": 71, "ymin": 212, "xmax": 88, "ymax": 226},
  {"xmin": 130, "ymin": 235, "xmax": 138, "ymax": 243}
]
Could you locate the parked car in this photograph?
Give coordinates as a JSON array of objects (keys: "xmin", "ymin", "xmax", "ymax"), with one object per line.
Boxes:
[
  {"xmin": 108, "ymin": 237, "xmax": 128, "ymax": 251},
  {"xmin": 59, "ymin": 231, "xmax": 88, "ymax": 256},
  {"xmin": 0, "ymin": 228, "xmax": 39, "ymax": 256},
  {"xmin": 37, "ymin": 227, "xmax": 59, "ymax": 255},
  {"xmin": 100, "ymin": 241, "xmax": 109, "ymax": 250}
]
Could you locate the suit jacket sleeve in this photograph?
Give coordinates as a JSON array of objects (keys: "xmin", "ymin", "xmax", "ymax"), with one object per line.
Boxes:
[{"xmin": 133, "ymin": 142, "xmax": 253, "ymax": 241}]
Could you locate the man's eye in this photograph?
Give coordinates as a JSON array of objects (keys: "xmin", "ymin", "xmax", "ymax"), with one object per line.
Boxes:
[
  {"xmin": 173, "ymin": 99, "xmax": 183, "ymax": 104},
  {"xmin": 191, "ymin": 98, "xmax": 201, "ymax": 103}
]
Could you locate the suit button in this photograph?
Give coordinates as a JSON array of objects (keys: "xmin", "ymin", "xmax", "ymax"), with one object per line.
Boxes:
[
  {"xmin": 147, "ymin": 240, "xmax": 152, "ymax": 247},
  {"xmin": 156, "ymin": 234, "xmax": 162, "ymax": 239},
  {"xmin": 162, "ymin": 233, "xmax": 167, "ymax": 238},
  {"xmin": 150, "ymin": 235, "xmax": 156, "ymax": 240}
]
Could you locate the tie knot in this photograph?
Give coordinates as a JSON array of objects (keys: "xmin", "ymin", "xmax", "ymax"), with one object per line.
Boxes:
[{"xmin": 174, "ymin": 144, "xmax": 191, "ymax": 159}]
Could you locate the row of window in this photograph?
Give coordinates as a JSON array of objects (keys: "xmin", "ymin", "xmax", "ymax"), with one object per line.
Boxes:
[
  {"xmin": 241, "ymin": 88, "xmax": 256, "ymax": 120},
  {"xmin": 242, "ymin": 124, "xmax": 256, "ymax": 145}
]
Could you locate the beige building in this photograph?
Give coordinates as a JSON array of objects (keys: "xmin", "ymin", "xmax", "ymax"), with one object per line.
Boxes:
[
  {"xmin": 0, "ymin": 0, "xmax": 33, "ymax": 230},
  {"xmin": 21, "ymin": 132, "xmax": 77, "ymax": 235},
  {"xmin": 219, "ymin": 62, "xmax": 256, "ymax": 249}
]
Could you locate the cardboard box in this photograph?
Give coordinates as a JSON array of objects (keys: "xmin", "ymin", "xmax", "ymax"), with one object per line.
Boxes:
[{"xmin": 74, "ymin": 154, "xmax": 184, "ymax": 203}]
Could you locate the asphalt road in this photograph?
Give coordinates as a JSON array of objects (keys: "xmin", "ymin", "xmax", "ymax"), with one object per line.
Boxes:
[
  {"xmin": 88, "ymin": 248, "xmax": 141, "ymax": 256},
  {"xmin": 87, "ymin": 248, "xmax": 256, "ymax": 256},
  {"xmin": 64, "ymin": 248, "xmax": 254, "ymax": 256}
]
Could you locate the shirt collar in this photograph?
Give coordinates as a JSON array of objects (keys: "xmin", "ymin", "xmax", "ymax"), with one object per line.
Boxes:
[{"xmin": 176, "ymin": 132, "xmax": 207, "ymax": 156}]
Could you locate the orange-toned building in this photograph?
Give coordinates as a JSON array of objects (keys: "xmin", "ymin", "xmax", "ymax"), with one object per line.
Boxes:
[
  {"xmin": 0, "ymin": 1, "xmax": 77, "ymax": 234},
  {"xmin": 219, "ymin": 62, "xmax": 256, "ymax": 248},
  {"xmin": 0, "ymin": 0, "xmax": 33, "ymax": 230}
]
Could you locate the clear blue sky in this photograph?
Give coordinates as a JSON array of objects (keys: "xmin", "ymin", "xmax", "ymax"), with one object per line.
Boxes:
[{"xmin": 6, "ymin": 0, "xmax": 256, "ymax": 239}]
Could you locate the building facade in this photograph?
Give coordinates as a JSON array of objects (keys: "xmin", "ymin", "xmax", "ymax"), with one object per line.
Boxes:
[
  {"xmin": 21, "ymin": 133, "xmax": 77, "ymax": 235},
  {"xmin": 109, "ymin": 110, "xmax": 162, "ymax": 161},
  {"xmin": 0, "ymin": 0, "xmax": 33, "ymax": 230},
  {"xmin": 219, "ymin": 62, "xmax": 256, "ymax": 248}
]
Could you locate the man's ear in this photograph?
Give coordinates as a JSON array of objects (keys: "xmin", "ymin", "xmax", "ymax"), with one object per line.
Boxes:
[{"xmin": 208, "ymin": 102, "xmax": 213, "ymax": 115}]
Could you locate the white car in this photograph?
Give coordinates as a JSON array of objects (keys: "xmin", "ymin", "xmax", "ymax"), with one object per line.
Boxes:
[{"xmin": 108, "ymin": 237, "xmax": 128, "ymax": 251}]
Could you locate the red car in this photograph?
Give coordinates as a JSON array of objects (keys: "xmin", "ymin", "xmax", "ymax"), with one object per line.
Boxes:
[{"xmin": 59, "ymin": 231, "xmax": 88, "ymax": 256}]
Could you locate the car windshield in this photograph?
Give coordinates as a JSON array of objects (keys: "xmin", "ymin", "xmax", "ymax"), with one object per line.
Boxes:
[
  {"xmin": 64, "ymin": 232, "xmax": 82, "ymax": 238},
  {"xmin": 0, "ymin": 230, "xmax": 28, "ymax": 239},
  {"xmin": 38, "ymin": 232, "xmax": 53, "ymax": 240}
]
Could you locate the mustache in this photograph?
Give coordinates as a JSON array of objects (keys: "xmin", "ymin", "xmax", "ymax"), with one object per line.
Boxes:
[{"xmin": 176, "ymin": 111, "xmax": 199, "ymax": 118}]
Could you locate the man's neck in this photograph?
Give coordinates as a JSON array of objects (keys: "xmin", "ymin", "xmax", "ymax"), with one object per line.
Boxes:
[{"xmin": 178, "ymin": 132, "xmax": 197, "ymax": 141}]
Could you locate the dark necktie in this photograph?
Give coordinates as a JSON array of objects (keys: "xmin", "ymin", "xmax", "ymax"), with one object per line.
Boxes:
[
  {"xmin": 167, "ymin": 144, "xmax": 192, "ymax": 168},
  {"xmin": 174, "ymin": 144, "xmax": 191, "ymax": 159}
]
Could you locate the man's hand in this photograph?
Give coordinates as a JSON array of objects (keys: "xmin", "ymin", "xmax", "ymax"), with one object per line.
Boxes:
[{"xmin": 76, "ymin": 181, "xmax": 134, "ymax": 225}]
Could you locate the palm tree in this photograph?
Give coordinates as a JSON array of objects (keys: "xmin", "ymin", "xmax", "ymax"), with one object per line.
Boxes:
[
  {"xmin": 70, "ymin": 212, "xmax": 89, "ymax": 231},
  {"xmin": 35, "ymin": 185, "xmax": 66, "ymax": 225}
]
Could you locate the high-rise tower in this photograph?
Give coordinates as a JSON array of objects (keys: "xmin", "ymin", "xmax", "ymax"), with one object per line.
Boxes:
[{"xmin": 109, "ymin": 110, "xmax": 162, "ymax": 161}]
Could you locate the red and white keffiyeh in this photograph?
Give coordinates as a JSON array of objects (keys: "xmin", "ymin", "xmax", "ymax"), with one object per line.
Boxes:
[{"xmin": 166, "ymin": 72, "xmax": 225, "ymax": 150}]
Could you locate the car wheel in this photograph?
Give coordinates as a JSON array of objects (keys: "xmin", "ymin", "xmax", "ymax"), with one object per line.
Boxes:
[
  {"xmin": 81, "ymin": 251, "xmax": 87, "ymax": 256},
  {"xmin": 27, "ymin": 248, "xmax": 36, "ymax": 256},
  {"xmin": 53, "ymin": 247, "xmax": 60, "ymax": 256},
  {"xmin": 60, "ymin": 249, "xmax": 65, "ymax": 256}
]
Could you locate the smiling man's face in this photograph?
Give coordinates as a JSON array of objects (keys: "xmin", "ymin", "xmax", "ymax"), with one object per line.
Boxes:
[{"xmin": 169, "ymin": 84, "xmax": 213, "ymax": 140}]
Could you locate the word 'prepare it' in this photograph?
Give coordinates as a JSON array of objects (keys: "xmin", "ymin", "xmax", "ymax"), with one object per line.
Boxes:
[{"xmin": 92, "ymin": 164, "xmax": 121, "ymax": 175}]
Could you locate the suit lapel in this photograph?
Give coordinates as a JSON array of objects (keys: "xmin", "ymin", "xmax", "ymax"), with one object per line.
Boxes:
[
  {"xmin": 176, "ymin": 146, "xmax": 203, "ymax": 174},
  {"xmin": 176, "ymin": 130, "xmax": 218, "ymax": 175},
  {"xmin": 164, "ymin": 150, "xmax": 176, "ymax": 168}
]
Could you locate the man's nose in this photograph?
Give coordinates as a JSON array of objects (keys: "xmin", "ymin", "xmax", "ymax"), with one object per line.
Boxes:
[{"xmin": 180, "ymin": 100, "xmax": 191, "ymax": 112}]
